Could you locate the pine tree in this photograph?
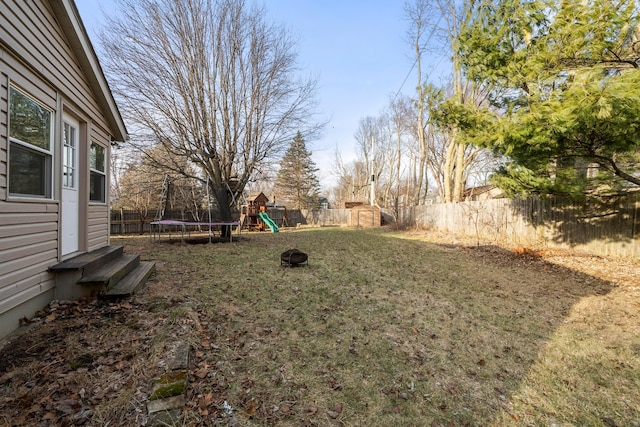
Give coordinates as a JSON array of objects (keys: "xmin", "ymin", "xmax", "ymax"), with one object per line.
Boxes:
[
  {"xmin": 274, "ymin": 132, "xmax": 321, "ymax": 209},
  {"xmin": 455, "ymin": 0, "xmax": 640, "ymax": 198}
]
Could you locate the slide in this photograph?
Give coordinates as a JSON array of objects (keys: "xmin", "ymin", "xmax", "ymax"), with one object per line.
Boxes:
[{"xmin": 258, "ymin": 212, "xmax": 279, "ymax": 233}]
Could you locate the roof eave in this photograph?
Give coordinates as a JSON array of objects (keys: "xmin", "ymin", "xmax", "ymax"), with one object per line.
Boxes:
[{"xmin": 50, "ymin": 0, "xmax": 128, "ymax": 142}]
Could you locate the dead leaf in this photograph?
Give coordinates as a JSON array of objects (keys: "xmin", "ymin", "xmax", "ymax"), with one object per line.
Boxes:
[
  {"xmin": 45, "ymin": 313, "xmax": 57, "ymax": 323},
  {"xmin": 194, "ymin": 367, "xmax": 209, "ymax": 379},
  {"xmin": 306, "ymin": 406, "xmax": 318, "ymax": 415},
  {"xmin": 245, "ymin": 400, "xmax": 257, "ymax": 417},
  {"xmin": 0, "ymin": 371, "xmax": 16, "ymax": 384},
  {"xmin": 327, "ymin": 410, "xmax": 339, "ymax": 419},
  {"xmin": 411, "ymin": 327, "xmax": 419, "ymax": 334},
  {"xmin": 200, "ymin": 392, "xmax": 213, "ymax": 407},
  {"xmin": 42, "ymin": 412, "xmax": 57, "ymax": 420},
  {"xmin": 19, "ymin": 316, "xmax": 33, "ymax": 325}
]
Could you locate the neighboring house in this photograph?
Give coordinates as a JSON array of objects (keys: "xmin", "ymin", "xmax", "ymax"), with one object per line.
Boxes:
[
  {"xmin": 463, "ymin": 185, "xmax": 505, "ymax": 201},
  {"xmin": 0, "ymin": 0, "xmax": 127, "ymax": 339}
]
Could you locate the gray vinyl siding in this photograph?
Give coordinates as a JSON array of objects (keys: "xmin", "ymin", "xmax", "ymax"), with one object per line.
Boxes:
[
  {"xmin": 0, "ymin": 0, "xmax": 117, "ymax": 324},
  {"xmin": 0, "ymin": 200, "xmax": 60, "ymax": 314},
  {"xmin": 88, "ymin": 205, "xmax": 110, "ymax": 251},
  {"xmin": 1, "ymin": 1, "xmax": 112, "ymax": 134}
]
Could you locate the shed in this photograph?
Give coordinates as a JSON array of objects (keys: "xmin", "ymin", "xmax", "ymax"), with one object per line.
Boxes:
[{"xmin": 350, "ymin": 205, "xmax": 381, "ymax": 227}]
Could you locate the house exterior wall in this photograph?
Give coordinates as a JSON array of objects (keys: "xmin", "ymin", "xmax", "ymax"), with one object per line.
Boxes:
[{"xmin": 0, "ymin": 0, "xmax": 116, "ymax": 339}]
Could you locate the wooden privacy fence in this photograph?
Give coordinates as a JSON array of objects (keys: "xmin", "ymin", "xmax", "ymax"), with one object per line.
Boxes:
[
  {"xmin": 110, "ymin": 209, "xmax": 218, "ymax": 235},
  {"xmin": 110, "ymin": 208, "xmax": 310, "ymax": 234},
  {"xmin": 300, "ymin": 209, "xmax": 351, "ymax": 226},
  {"xmin": 111, "ymin": 197, "xmax": 639, "ymax": 257},
  {"xmin": 299, "ymin": 197, "xmax": 638, "ymax": 257},
  {"xmin": 111, "ymin": 210, "xmax": 154, "ymax": 235},
  {"xmin": 394, "ymin": 196, "xmax": 639, "ymax": 257}
]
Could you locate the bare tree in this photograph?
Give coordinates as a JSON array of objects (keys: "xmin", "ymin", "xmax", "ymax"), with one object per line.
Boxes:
[
  {"xmin": 387, "ymin": 96, "xmax": 412, "ymax": 208},
  {"xmin": 333, "ymin": 95, "xmax": 418, "ymax": 211},
  {"xmin": 115, "ymin": 145, "xmax": 206, "ymax": 228},
  {"xmin": 116, "ymin": 162, "xmax": 159, "ymax": 233},
  {"xmin": 353, "ymin": 116, "xmax": 392, "ymax": 206},
  {"xmin": 330, "ymin": 149, "xmax": 370, "ymax": 207},
  {"xmin": 404, "ymin": 0, "xmax": 434, "ymax": 205},
  {"xmin": 99, "ymin": 0, "xmax": 323, "ymax": 230},
  {"xmin": 404, "ymin": 0, "xmax": 499, "ymax": 203}
]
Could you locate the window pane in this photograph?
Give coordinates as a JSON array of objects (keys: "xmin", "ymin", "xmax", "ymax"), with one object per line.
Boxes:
[
  {"xmin": 90, "ymin": 171, "xmax": 106, "ymax": 203},
  {"xmin": 63, "ymin": 165, "xmax": 73, "ymax": 188},
  {"xmin": 9, "ymin": 143, "xmax": 50, "ymax": 197},
  {"xmin": 90, "ymin": 143, "xmax": 105, "ymax": 172},
  {"xmin": 9, "ymin": 87, "xmax": 51, "ymax": 150},
  {"xmin": 63, "ymin": 123, "xmax": 77, "ymax": 189}
]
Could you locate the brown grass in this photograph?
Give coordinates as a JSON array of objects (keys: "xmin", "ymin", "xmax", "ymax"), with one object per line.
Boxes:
[{"xmin": 1, "ymin": 227, "xmax": 638, "ymax": 426}]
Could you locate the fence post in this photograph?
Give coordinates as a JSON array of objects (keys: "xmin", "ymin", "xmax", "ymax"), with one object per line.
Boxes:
[{"xmin": 633, "ymin": 199, "xmax": 638, "ymax": 239}]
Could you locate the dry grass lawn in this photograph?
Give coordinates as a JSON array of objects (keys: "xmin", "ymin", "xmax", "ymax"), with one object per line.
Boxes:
[{"xmin": 1, "ymin": 227, "xmax": 638, "ymax": 426}]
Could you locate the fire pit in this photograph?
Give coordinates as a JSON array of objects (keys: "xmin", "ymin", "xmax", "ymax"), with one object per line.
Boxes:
[{"xmin": 280, "ymin": 249, "xmax": 308, "ymax": 267}]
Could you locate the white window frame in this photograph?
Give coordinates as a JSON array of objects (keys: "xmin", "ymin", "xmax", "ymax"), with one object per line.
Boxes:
[
  {"xmin": 89, "ymin": 142, "xmax": 107, "ymax": 203},
  {"xmin": 62, "ymin": 121, "xmax": 78, "ymax": 189},
  {"xmin": 7, "ymin": 85, "xmax": 54, "ymax": 199}
]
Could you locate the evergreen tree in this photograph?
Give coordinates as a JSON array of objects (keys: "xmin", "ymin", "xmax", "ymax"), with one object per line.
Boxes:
[
  {"xmin": 454, "ymin": 0, "xmax": 640, "ymax": 199},
  {"xmin": 274, "ymin": 132, "xmax": 321, "ymax": 209}
]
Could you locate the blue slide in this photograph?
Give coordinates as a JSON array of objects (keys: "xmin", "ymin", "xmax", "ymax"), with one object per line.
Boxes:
[{"xmin": 258, "ymin": 212, "xmax": 279, "ymax": 233}]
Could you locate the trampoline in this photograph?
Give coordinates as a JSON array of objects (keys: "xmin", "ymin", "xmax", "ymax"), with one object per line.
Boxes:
[{"xmin": 150, "ymin": 219, "xmax": 240, "ymax": 243}]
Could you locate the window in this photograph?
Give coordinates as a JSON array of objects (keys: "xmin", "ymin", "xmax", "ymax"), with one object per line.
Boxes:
[
  {"xmin": 90, "ymin": 142, "xmax": 106, "ymax": 203},
  {"xmin": 63, "ymin": 122, "xmax": 77, "ymax": 189},
  {"xmin": 8, "ymin": 86, "xmax": 53, "ymax": 198}
]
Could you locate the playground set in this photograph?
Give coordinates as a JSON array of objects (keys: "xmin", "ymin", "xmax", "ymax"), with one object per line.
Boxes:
[{"xmin": 238, "ymin": 192, "xmax": 280, "ymax": 233}]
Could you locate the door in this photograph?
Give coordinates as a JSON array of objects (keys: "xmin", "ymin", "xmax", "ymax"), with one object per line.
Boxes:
[{"xmin": 61, "ymin": 115, "xmax": 79, "ymax": 256}]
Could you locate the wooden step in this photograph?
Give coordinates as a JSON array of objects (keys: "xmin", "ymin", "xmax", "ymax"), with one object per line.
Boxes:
[
  {"xmin": 78, "ymin": 254, "xmax": 140, "ymax": 289},
  {"xmin": 49, "ymin": 246, "xmax": 124, "ymax": 274},
  {"xmin": 103, "ymin": 261, "xmax": 155, "ymax": 299}
]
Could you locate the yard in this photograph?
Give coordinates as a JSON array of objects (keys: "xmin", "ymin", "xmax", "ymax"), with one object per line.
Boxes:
[{"xmin": 0, "ymin": 227, "xmax": 638, "ymax": 426}]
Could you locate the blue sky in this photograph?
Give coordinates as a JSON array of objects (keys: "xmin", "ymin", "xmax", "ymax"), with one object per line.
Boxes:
[{"xmin": 75, "ymin": 0, "xmax": 446, "ymax": 188}]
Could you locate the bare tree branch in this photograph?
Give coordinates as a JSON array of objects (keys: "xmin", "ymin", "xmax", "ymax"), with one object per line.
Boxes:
[{"xmin": 100, "ymin": 0, "xmax": 324, "ymax": 224}]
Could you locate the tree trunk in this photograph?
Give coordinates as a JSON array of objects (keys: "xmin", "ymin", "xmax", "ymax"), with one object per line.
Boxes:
[
  {"xmin": 453, "ymin": 142, "xmax": 465, "ymax": 202},
  {"xmin": 211, "ymin": 181, "xmax": 233, "ymax": 237},
  {"xmin": 443, "ymin": 139, "xmax": 455, "ymax": 202}
]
